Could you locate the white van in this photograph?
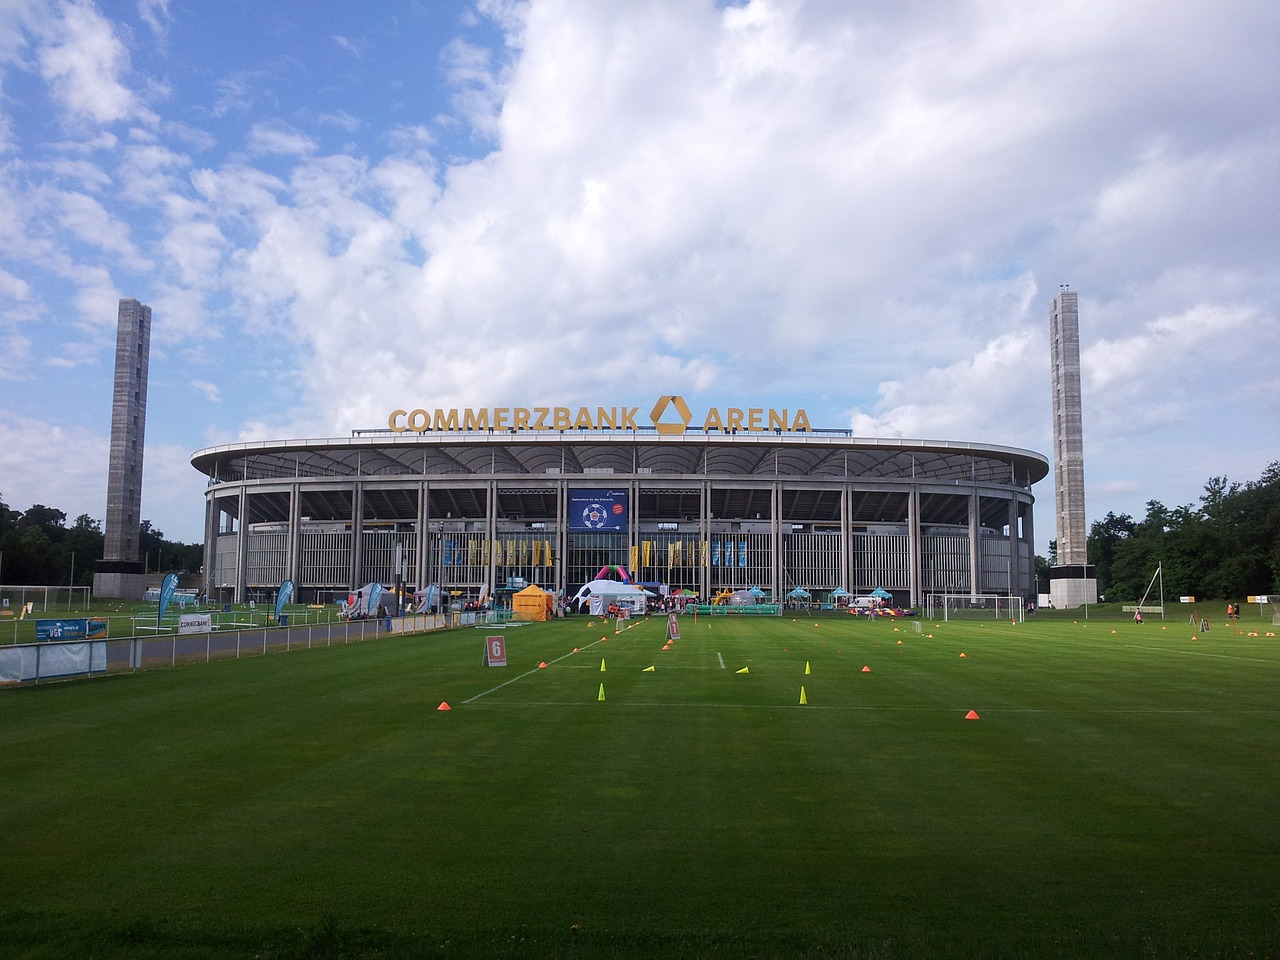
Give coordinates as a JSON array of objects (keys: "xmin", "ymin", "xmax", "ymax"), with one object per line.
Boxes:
[{"xmin": 851, "ymin": 596, "xmax": 879, "ymax": 609}]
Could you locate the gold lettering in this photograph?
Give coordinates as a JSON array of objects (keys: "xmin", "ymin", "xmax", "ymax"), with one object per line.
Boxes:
[
  {"xmin": 513, "ymin": 408, "xmax": 530, "ymax": 431},
  {"xmin": 748, "ymin": 408, "xmax": 763, "ymax": 431},
  {"xmin": 702, "ymin": 408, "xmax": 724, "ymax": 431},
  {"xmin": 596, "ymin": 406, "xmax": 617, "ymax": 429},
  {"xmin": 621, "ymin": 406, "xmax": 639, "ymax": 429},
  {"xmin": 727, "ymin": 408, "xmax": 744, "ymax": 431},
  {"xmin": 768, "ymin": 409, "xmax": 787, "ymax": 431},
  {"xmin": 553, "ymin": 407, "xmax": 572, "ymax": 429},
  {"xmin": 792, "ymin": 409, "xmax": 811, "ymax": 432},
  {"xmin": 407, "ymin": 408, "xmax": 430, "ymax": 432},
  {"xmin": 533, "ymin": 407, "xmax": 550, "ymax": 430},
  {"xmin": 574, "ymin": 406, "xmax": 593, "ymax": 429},
  {"xmin": 388, "ymin": 409, "xmax": 407, "ymax": 432},
  {"xmin": 494, "ymin": 407, "xmax": 510, "ymax": 430},
  {"xmin": 464, "ymin": 408, "xmax": 490, "ymax": 430},
  {"xmin": 434, "ymin": 409, "xmax": 459, "ymax": 431}
]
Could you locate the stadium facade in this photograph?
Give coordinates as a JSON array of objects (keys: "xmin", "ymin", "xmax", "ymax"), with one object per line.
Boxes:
[{"xmin": 191, "ymin": 398, "xmax": 1048, "ymax": 607}]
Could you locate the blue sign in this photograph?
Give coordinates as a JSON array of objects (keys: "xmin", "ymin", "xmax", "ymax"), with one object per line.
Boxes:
[
  {"xmin": 275, "ymin": 579, "xmax": 295, "ymax": 619},
  {"xmin": 157, "ymin": 572, "xmax": 179, "ymax": 624},
  {"xmin": 35, "ymin": 618, "xmax": 108, "ymax": 642},
  {"xmin": 568, "ymin": 489, "xmax": 628, "ymax": 531}
]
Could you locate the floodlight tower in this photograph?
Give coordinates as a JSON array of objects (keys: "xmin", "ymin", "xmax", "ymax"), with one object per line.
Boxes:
[
  {"xmin": 93, "ymin": 298, "xmax": 152, "ymax": 600},
  {"xmin": 1048, "ymin": 286, "xmax": 1097, "ymax": 608}
]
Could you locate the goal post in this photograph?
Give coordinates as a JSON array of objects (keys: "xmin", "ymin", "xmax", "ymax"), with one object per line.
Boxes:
[{"xmin": 925, "ymin": 594, "xmax": 1025, "ymax": 623}]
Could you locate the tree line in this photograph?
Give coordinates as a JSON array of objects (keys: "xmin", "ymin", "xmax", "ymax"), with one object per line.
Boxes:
[
  {"xmin": 1041, "ymin": 462, "xmax": 1280, "ymax": 602},
  {"xmin": 0, "ymin": 495, "xmax": 203, "ymax": 587}
]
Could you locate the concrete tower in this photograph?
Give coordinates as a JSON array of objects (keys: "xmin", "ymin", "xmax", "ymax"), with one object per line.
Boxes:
[
  {"xmin": 93, "ymin": 298, "xmax": 152, "ymax": 600},
  {"xmin": 1048, "ymin": 287, "xmax": 1097, "ymax": 608}
]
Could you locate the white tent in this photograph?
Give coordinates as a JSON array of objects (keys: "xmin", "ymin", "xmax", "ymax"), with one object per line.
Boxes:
[
  {"xmin": 572, "ymin": 579, "xmax": 649, "ymax": 615},
  {"xmin": 345, "ymin": 583, "xmax": 395, "ymax": 618}
]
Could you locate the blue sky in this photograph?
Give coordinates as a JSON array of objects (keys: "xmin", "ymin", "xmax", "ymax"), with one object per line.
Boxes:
[{"xmin": 1, "ymin": 0, "xmax": 1277, "ymax": 549}]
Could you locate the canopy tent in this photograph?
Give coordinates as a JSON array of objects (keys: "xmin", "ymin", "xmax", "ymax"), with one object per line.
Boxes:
[
  {"xmin": 829, "ymin": 587, "xmax": 851, "ymax": 598},
  {"xmin": 870, "ymin": 587, "xmax": 893, "ymax": 599},
  {"xmin": 346, "ymin": 582, "xmax": 395, "ymax": 618},
  {"xmin": 786, "ymin": 587, "xmax": 811, "ymax": 599},
  {"xmin": 573, "ymin": 579, "xmax": 648, "ymax": 615},
  {"xmin": 748, "ymin": 586, "xmax": 766, "ymax": 598},
  {"xmin": 512, "ymin": 584, "xmax": 552, "ymax": 622}
]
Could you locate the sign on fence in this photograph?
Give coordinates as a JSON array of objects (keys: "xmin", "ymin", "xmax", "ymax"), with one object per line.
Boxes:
[
  {"xmin": 35, "ymin": 618, "xmax": 108, "ymax": 642},
  {"xmin": 178, "ymin": 613, "xmax": 212, "ymax": 635}
]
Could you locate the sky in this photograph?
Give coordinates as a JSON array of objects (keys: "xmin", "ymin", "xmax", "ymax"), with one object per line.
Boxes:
[{"xmin": 0, "ymin": 0, "xmax": 1277, "ymax": 551}]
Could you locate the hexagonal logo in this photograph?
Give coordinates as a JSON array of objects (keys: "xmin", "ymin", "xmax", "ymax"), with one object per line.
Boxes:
[{"xmin": 649, "ymin": 395, "xmax": 693, "ymax": 435}]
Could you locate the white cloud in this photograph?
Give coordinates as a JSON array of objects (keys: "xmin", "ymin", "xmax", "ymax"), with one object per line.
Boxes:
[
  {"xmin": 37, "ymin": 0, "xmax": 154, "ymax": 127},
  {"xmin": 138, "ymin": 0, "xmax": 169, "ymax": 38},
  {"xmin": 246, "ymin": 121, "xmax": 318, "ymax": 156},
  {"xmin": 190, "ymin": 379, "xmax": 220, "ymax": 402}
]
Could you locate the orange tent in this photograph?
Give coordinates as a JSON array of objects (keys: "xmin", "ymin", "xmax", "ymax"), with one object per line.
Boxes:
[{"xmin": 512, "ymin": 584, "xmax": 552, "ymax": 622}]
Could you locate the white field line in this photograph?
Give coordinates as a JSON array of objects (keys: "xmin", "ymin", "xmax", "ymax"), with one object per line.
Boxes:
[
  {"xmin": 458, "ymin": 699, "xmax": 1280, "ymax": 715},
  {"xmin": 1120, "ymin": 643, "xmax": 1279, "ymax": 665},
  {"xmin": 717, "ymin": 651, "xmax": 725, "ymax": 669},
  {"xmin": 463, "ymin": 637, "xmax": 606, "ymax": 703}
]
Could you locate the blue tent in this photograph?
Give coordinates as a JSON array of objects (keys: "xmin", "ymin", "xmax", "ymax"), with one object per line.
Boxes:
[{"xmin": 870, "ymin": 587, "xmax": 893, "ymax": 599}]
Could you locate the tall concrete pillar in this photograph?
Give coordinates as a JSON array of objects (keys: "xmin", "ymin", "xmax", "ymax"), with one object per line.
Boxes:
[
  {"xmin": 93, "ymin": 298, "xmax": 151, "ymax": 600},
  {"xmin": 1049, "ymin": 287, "xmax": 1098, "ymax": 607}
]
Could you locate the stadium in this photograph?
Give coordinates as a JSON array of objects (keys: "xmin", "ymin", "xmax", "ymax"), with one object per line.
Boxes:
[{"xmin": 191, "ymin": 396, "xmax": 1048, "ymax": 608}]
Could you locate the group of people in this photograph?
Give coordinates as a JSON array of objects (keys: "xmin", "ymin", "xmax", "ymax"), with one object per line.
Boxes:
[{"xmin": 1226, "ymin": 602, "xmax": 1242, "ymax": 620}]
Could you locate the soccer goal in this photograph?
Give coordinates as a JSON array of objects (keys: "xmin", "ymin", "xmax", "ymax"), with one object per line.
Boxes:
[{"xmin": 925, "ymin": 594, "xmax": 1025, "ymax": 622}]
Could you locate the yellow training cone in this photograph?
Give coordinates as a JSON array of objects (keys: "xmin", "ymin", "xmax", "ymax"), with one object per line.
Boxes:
[
  {"xmin": 600, "ymin": 658, "xmax": 607, "ymax": 672},
  {"xmin": 799, "ymin": 686, "xmax": 808, "ymax": 705},
  {"xmin": 804, "ymin": 661, "xmax": 811, "ymax": 675},
  {"xmin": 736, "ymin": 666, "xmax": 750, "ymax": 675},
  {"xmin": 642, "ymin": 665, "xmax": 655, "ymax": 672},
  {"xmin": 598, "ymin": 683, "xmax": 606, "ymax": 702}
]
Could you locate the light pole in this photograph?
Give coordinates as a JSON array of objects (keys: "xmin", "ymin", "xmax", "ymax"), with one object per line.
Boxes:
[
  {"xmin": 437, "ymin": 521, "xmax": 446, "ymax": 618},
  {"xmin": 394, "ymin": 540, "xmax": 404, "ymax": 618}
]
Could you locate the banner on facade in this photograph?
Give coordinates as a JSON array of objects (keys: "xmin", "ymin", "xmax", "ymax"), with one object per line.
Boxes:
[{"xmin": 568, "ymin": 489, "xmax": 628, "ymax": 531}]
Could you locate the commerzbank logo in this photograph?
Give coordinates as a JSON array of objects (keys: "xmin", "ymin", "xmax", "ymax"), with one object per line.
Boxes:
[
  {"xmin": 649, "ymin": 395, "xmax": 693, "ymax": 435},
  {"xmin": 387, "ymin": 396, "xmax": 812, "ymax": 434}
]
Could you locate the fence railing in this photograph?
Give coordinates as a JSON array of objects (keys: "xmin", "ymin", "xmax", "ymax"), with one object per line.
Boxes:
[{"xmin": 0, "ymin": 611, "xmax": 474, "ymax": 684}]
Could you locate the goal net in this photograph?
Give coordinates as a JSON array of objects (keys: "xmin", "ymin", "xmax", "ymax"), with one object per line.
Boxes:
[{"xmin": 925, "ymin": 594, "xmax": 1024, "ymax": 623}]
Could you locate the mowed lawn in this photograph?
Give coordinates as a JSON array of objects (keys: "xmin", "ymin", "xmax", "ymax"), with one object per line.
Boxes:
[{"xmin": 1, "ymin": 611, "xmax": 1278, "ymax": 959}]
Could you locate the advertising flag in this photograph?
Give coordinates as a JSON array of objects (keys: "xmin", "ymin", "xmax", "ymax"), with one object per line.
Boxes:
[
  {"xmin": 739, "ymin": 540, "xmax": 748, "ymax": 568},
  {"xmin": 275, "ymin": 579, "xmax": 295, "ymax": 619},
  {"xmin": 157, "ymin": 572, "xmax": 179, "ymax": 625}
]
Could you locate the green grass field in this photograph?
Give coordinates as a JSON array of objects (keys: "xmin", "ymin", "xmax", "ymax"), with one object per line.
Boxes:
[{"xmin": 2, "ymin": 610, "xmax": 1278, "ymax": 959}]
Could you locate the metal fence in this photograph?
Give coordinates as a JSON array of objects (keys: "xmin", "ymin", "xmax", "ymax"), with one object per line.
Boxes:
[{"xmin": 0, "ymin": 613, "xmax": 460, "ymax": 684}]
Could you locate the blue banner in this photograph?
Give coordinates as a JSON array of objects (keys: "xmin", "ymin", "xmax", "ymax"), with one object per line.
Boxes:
[
  {"xmin": 739, "ymin": 540, "xmax": 748, "ymax": 567},
  {"xmin": 35, "ymin": 618, "xmax": 108, "ymax": 642},
  {"xmin": 712, "ymin": 541, "xmax": 721, "ymax": 566},
  {"xmin": 724, "ymin": 540, "xmax": 735, "ymax": 567},
  {"xmin": 275, "ymin": 579, "xmax": 295, "ymax": 619},
  {"xmin": 157, "ymin": 572, "xmax": 179, "ymax": 625},
  {"xmin": 368, "ymin": 582, "xmax": 383, "ymax": 615},
  {"xmin": 568, "ymin": 489, "xmax": 628, "ymax": 531}
]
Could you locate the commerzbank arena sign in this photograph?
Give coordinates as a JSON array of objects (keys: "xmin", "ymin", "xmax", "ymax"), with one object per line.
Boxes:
[{"xmin": 388, "ymin": 396, "xmax": 813, "ymax": 435}]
